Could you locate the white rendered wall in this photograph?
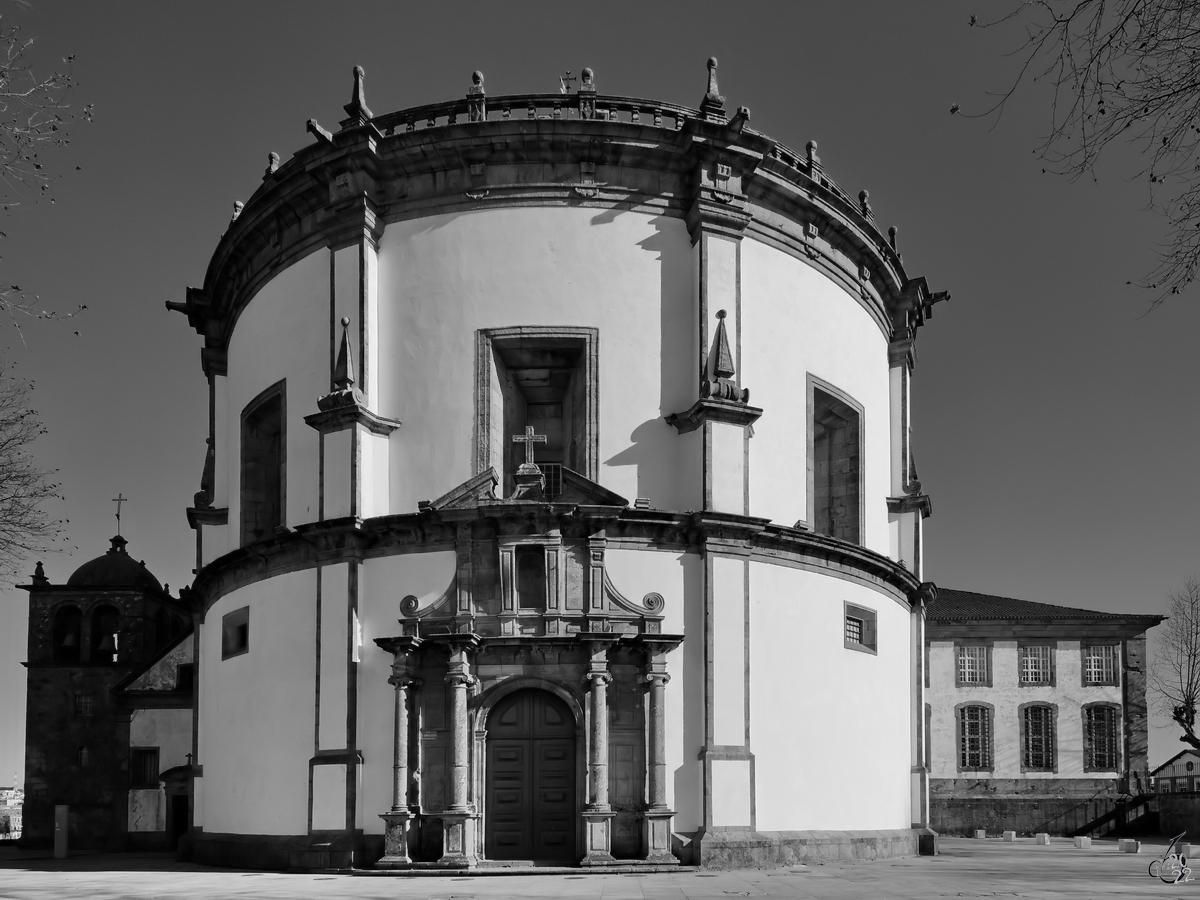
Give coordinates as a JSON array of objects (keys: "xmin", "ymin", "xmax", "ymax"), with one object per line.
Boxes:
[
  {"xmin": 605, "ymin": 548, "xmax": 698, "ymax": 828},
  {"xmin": 928, "ymin": 640, "xmax": 1124, "ymax": 780},
  {"xmin": 198, "ymin": 571, "xmax": 316, "ymax": 835},
  {"xmin": 740, "ymin": 240, "xmax": 891, "ymax": 554},
  {"xmin": 224, "ymin": 249, "xmax": 329, "ymax": 539},
  {"xmin": 356, "ymin": 550, "xmax": 459, "ymax": 835},
  {"xmin": 374, "ymin": 207, "xmax": 700, "ymax": 514},
  {"xmin": 749, "ymin": 563, "xmax": 912, "ymax": 831}
]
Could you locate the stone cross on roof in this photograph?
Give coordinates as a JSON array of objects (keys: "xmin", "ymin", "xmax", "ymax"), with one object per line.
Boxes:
[{"xmin": 512, "ymin": 425, "xmax": 547, "ymax": 468}]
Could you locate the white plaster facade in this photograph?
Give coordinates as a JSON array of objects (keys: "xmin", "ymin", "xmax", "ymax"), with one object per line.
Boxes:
[{"xmin": 175, "ymin": 64, "xmax": 944, "ymax": 869}]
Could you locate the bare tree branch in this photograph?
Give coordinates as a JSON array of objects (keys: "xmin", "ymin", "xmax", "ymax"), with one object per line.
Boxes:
[
  {"xmin": 0, "ymin": 9, "xmax": 89, "ymax": 335},
  {"xmin": 1150, "ymin": 577, "xmax": 1200, "ymax": 751},
  {"xmin": 966, "ymin": 1, "xmax": 1200, "ymax": 306},
  {"xmin": 0, "ymin": 360, "xmax": 63, "ymax": 579}
]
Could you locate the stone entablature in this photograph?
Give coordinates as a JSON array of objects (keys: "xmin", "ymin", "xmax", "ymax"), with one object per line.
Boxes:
[
  {"xmin": 170, "ymin": 65, "xmax": 946, "ymax": 364},
  {"xmin": 187, "ymin": 503, "xmax": 924, "ymax": 621}
]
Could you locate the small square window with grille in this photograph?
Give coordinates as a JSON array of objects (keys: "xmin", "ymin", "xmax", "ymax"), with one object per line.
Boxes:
[
  {"xmin": 959, "ymin": 705, "xmax": 992, "ymax": 769},
  {"xmin": 1020, "ymin": 645, "xmax": 1052, "ymax": 685},
  {"xmin": 843, "ymin": 603, "xmax": 876, "ymax": 653},
  {"xmin": 131, "ymin": 748, "xmax": 160, "ymax": 788},
  {"xmin": 1022, "ymin": 705, "xmax": 1055, "ymax": 770},
  {"xmin": 957, "ymin": 645, "xmax": 990, "ymax": 685},
  {"xmin": 74, "ymin": 694, "xmax": 94, "ymax": 717},
  {"xmin": 1083, "ymin": 645, "xmax": 1118, "ymax": 685}
]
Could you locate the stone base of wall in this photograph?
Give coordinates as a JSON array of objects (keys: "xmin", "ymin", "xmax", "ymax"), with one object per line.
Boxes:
[
  {"xmin": 691, "ymin": 829, "xmax": 918, "ymax": 869},
  {"xmin": 931, "ymin": 778, "xmax": 1125, "ymax": 836},
  {"xmin": 192, "ymin": 830, "xmax": 363, "ymax": 870},
  {"xmin": 1154, "ymin": 795, "xmax": 1200, "ymax": 836}
]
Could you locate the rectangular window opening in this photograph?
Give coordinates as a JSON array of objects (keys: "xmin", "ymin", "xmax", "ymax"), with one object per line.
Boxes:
[
  {"xmin": 131, "ymin": 748, "xmax": 160, "ymax": 788},
  {"xmin": 1083, "ymin": 645, "xmax": 1119, "ymax": 685},
  {"xmin": 1022, "ymin": 705, "xmax": 1055, "ymax": 770},
  {"xmin": 74, "ymin": 694, "xmax": 94, "ymax": 717},
  {"xmin": 221, "ymin": 606, "xmax": 250, "ymax": 660},
  {"xmin": 1020, "ymin": 645, "xmax": 1052, "ymax": 685},
  {"xmin": 959, "ymin": 705, "xmax": 992, "ymax": 770},
  {"xmin": 843, "ymin": 603, "xmax": 877, "ymax": 653},
  {"xmin": 812, "ymin": 386, "xmax": 862, "ymax": 544},
  {"xmin": 957, "ymin": 645, "xmax": 990, "ymax": 686},
  {"xmin": 479, "ymin": 329, "xmax": 598, "ymax": 499},
  {"xmin": 240, "ymin": 383, "xmax": 285, "ymax": 546},
  {"xmin": 1085, "ymin": 706, "xmax": 1119, "ymax": 770}
]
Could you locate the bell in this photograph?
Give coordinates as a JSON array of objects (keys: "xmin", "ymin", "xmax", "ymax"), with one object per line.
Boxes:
[
  {"xmin": 97, "ymin": 633, "xmax": 117, "ymax": 654},
  {"xmin": 60, "ymin": 633, "xmax": 77, "ymax": 649}
]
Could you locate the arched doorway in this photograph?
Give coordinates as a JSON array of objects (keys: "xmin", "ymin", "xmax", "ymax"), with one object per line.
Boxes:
[{"xmin": 484, "ymin": 689, "xmax": 576, "ymax": 862}]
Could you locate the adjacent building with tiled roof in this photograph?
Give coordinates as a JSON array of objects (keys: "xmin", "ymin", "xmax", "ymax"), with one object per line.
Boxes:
[{"xmin": 924, "ymin": 587, "xmax": 1163, "ymax": 836}]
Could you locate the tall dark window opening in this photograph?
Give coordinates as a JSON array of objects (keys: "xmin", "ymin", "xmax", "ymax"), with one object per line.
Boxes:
[
  {"xmin": 516, "ymin": 546, "xmax": 546, "ymax": 610},
  {"xmin": 812, "ymin": 386, "xmax": 861, "ymax": 543},
  {"xmin": 478, "ymin": 329, "xmax": 598, "ymax": 499},
  {"xmin": 241, "ymin": 383, "xmax": 284, "ymax": 546},
  {"xmin": 131, "ymin": 748, "xmax": 160, "ymax": 788}
]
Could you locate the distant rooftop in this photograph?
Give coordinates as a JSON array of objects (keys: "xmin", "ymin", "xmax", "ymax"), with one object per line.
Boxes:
[{"xmin": 929, "ymin": 588, "xmax": 1163, "ymax": 626}]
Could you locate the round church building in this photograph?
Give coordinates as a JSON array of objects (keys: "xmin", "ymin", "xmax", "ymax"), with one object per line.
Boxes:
[{"xmin": 173, "ymin": 62, "xmax": 945, "ymax": 870}]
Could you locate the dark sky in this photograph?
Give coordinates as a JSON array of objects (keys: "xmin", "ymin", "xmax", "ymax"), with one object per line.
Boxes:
[{"xmin": 2, "ymin": 0, "xmax": 1197, "ymax": 782}]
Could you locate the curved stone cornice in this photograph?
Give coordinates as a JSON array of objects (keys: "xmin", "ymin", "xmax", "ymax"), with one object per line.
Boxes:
[
  {"xmin": 187, "ymin": 506, "xmax": 923, "ymax": 619},
  {"xmin": 176, "ymin": 92, "xmax": 943, "ymax": 359}
]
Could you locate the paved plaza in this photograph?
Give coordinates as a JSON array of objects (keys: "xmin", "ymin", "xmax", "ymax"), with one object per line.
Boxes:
[{"xmin": 0, "ymin": 837, "xmax": 1194, "ymax": 899}]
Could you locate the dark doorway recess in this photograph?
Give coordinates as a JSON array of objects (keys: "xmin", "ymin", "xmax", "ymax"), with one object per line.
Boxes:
[{"xmin": 484, "ymin": 689, "xmax": 577, "ymax": 862}]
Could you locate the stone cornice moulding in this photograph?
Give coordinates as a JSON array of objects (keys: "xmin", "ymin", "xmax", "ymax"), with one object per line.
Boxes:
[
  {"xmin": 188, "ymin": 506, "xmax": 922, "ymax": 619},
  {"xmin": 175, "ymin": 97, "xmax": 946, "ymax": 362}
]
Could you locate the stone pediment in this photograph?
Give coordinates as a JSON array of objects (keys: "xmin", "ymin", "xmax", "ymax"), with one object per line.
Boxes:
[{"xmin": 423, "ymin": 467, "xmax": 628, "ymax": 511}]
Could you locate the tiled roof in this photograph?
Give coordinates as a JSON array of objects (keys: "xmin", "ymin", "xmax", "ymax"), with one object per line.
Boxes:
[{"xmin": 928, "ymin": 588, "xmax": 1161, "ymax": 623}]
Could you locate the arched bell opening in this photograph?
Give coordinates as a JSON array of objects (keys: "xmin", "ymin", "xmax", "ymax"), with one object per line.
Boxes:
[
  {"xmin": 90, "ymin": 604, "xmax": 121, "ymax": 664},
  {"xmin": 52, "ymin": 605, "xmax": 82, "ymax": 662}
]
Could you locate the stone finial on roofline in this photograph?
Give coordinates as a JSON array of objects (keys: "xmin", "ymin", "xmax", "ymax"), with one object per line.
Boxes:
[
  {"xmin": 342, "ymin": 65, "xmax": 373, "ymax": 128},
  {"xmin": 266, "ymin": 152, "xmax": 280, "ymax": 177},
  {"xmin": 579, "ymin": 67, "xmax": 597, "ymax": 120},
  {"xmin": 467, "ymin": 70, "xmax": 486, "ymax": 122},
  {"xmin": 859, "ymin": 190, "xmax": 873, "ymax": 219},
  {"xmin": 333, "ymin": 316, "xmax": 356, "ymax": 391},
  {"xmin": 700, "ymin": 57, "xmax": 726, "ymax": 122},
  {"xmin": 702, "ymin": 309, "xmax": 749, "ymax": 403}
]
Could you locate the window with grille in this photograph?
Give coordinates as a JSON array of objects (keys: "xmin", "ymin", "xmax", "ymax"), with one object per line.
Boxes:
[
  {"xmin": 843, "ymin": 603, "xmax": 877, "ymax": 653},
  {"xmin": 73, "ymin": 694, "xmax": 94, "ymax": 717},
  {"xmin": 1084, "ymin": 705, "xmax": 1119, "ymax": 770},
  {"xmin": 131, "ymin": 748, "xmax": 160, "ymax": 788},
  {"xmin": 812, "ymin": 384, "xmax": 862, "ymax": 544},
  {"xmin": 1083, "ymin": 645, "xmax": 1119, "ymax": 685},
  {"xmin": 76, "ymin": 746, "xmax": 89, "ymax": 767},
  {"xmin": 957, "ymin": 645, "xmax": 990, "ymax": 685},
  {"xmin": 958, "ymin": 705, "xmax": 992, "ymax": 770},
  {"xmin": 1022, "ymin": 705, "xmax": 1055, "ymax": 770},
  {"xmin": 1020, "ymin": 645, "xmax": 1052, "ymax": 685}
]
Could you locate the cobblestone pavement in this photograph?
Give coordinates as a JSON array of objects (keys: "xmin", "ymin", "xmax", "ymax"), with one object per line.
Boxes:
[{"xmin": 0, "ymin": 837, "xmax": 1194, "ymax": 899}]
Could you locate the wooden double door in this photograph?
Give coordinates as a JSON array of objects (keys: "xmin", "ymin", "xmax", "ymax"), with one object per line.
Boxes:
[{"xmin": 484, "ymin": 689, "xmax": 577, "ymax": 861}]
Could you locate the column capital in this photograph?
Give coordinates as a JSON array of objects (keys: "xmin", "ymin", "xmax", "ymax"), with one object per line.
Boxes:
[
  {"xmin": 644, "ymin": 671, "xmax": 671, "ymax": 687},
  {"xmin": 388, "ymin": 674, "xmax": 421, "ymax": 689},
  {"xmin": 445, "ymin": 672, "xmax": 478, "ymax": 688},
  {"xmin": 584, "ymin": 671, "xmax": 612, "ymax": 688}
]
